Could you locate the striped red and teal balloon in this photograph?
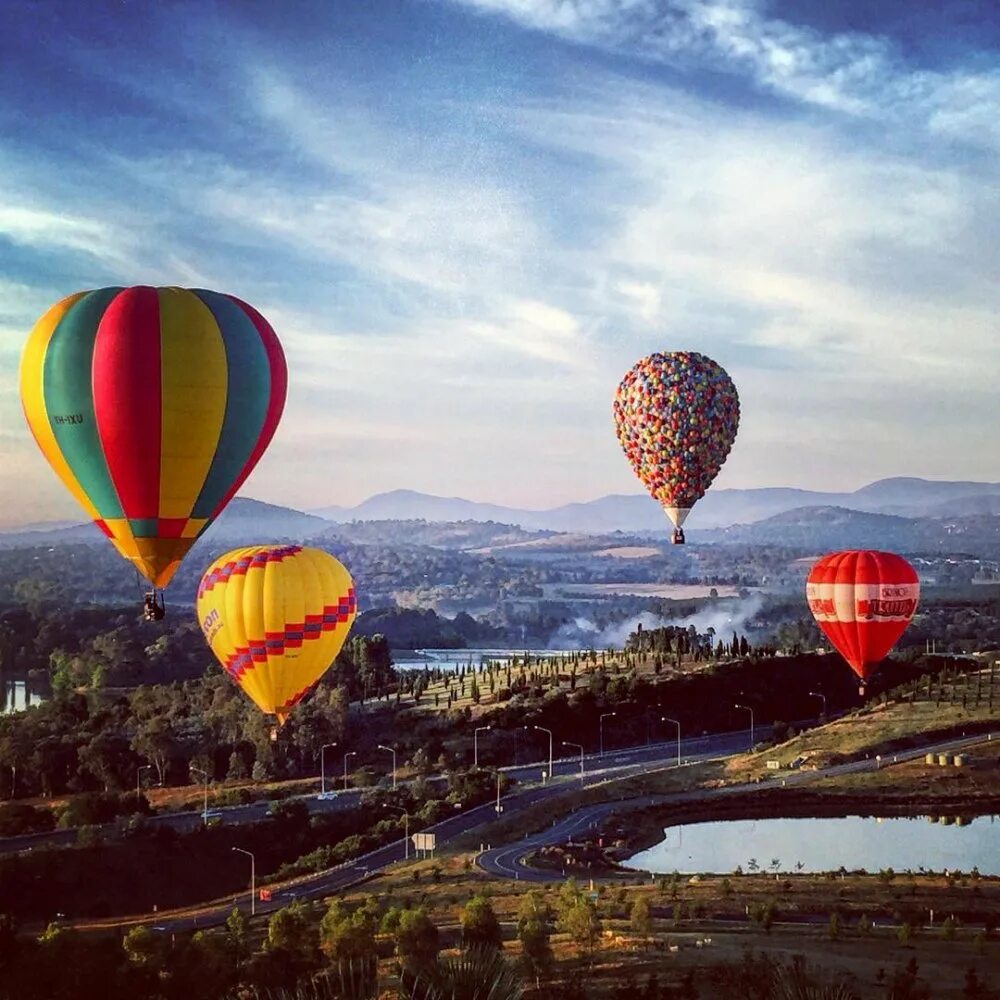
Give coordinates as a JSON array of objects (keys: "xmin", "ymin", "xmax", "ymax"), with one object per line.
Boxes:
[{"xmin": 20, "ymin": 286, "xmax": 287, "ymax": 588}]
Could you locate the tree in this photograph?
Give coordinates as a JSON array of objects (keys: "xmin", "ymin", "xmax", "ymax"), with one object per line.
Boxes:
[
  {"xmin": 320, "ymin": 900, "xmax": 377, "ymax": 964},
  {"xmin": 396, "ymin": 907, "xmax": 439, "ymax": 973},
  {"xmin": 560, "ymin": 899, "xmax": 601, "ymax": 958},
  {"xmin": 462, "ymin": 894, "xmax": 502, "ymax": 952},
  {"xmin": 630, "ymin": 896, "xmax": 653, "ymax": 936}
]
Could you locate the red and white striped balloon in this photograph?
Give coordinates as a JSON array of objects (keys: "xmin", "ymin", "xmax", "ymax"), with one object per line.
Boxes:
[{"xmin": 806, "ymin": 550, "xmax": 919, "ymax": 683}]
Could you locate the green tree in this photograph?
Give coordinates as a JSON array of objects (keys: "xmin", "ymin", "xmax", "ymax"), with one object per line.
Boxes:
[
  {"xmin": 630, "ymin": 896, "xmax": 653, "ymax": 936},
  {"xmin": 462, "ymin": 894, "xmax": 502, "ymax": 952},
  {"xmin": 320, "ymin": 900, "xmax": 377, "ymax": 964},
  {"xmin": 560, "ymin": 899, "xmax": 601, "ymax": 958},
  {"xmin": 396, "ymin": 907, "xmax": 440, "ymax": 973}
]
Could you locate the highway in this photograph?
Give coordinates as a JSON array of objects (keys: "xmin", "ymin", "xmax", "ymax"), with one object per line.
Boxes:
[
  {"xmin": 477, "ymin": 731, "xmax": 996, "ymax": 882},
  {"xmin": 69, "ymin": 730, "xmax": 744, "ymax": 935},
  {"xmin": 64, "ymin": 727, "xmax": 991, "ymax": 934},
  {"xmin": 0, "ymin": 725, "xmax": 762, "ymax": 857}
]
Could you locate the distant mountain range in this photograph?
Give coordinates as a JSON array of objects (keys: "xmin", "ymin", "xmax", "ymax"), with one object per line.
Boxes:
[
  {"xmin": 311, "ymin": 478, "xmax": 1000, "ymax": 533},
  {"xmin": 694, "ymin": 505, "xmax": 1000, "ymax": 552},
  {"xmin": 2, "ymin": 478, "xmax": 998, "ymax": 551}
]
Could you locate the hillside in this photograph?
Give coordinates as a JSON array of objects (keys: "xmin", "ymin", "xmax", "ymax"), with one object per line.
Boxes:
[
  {"xmin": 309, "ymin": 478, "xmax": 1000, "ymax": 532},
  {"xmin": 697, "ymin": 505, "xmax": 1000, "ymax": 554}
]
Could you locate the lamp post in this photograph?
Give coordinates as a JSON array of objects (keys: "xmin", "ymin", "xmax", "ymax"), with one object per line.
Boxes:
[
  {"xmin": 562, "ymin": 741, "xmax": 584, "ymax": 781},
  {"xmin": 809, "ymin": 691, "xmax": 827, "ymax": 716},
  {"xmin": 377, "ymin": 745, "xmax": 397, "ymax": 790},
  {"xmin": 343, "ymin": 751, "xmax": 357, "ymax": 792},
  {"xmin": 474, "ymin": 726, "xmax": 492, "ymax": 768},
  {"xmin": 734, "ymin": 704, "xmax": 754, "ymax": 750},
  {"xmin": 189, "ymin": 766, "xmax": 209, "ymax": 822},
  {"xmin": 526, "ymin": 725, "xmax": 553, "ymax": 780},
  {"xmin": 320, "ymin": 742, "xmax": 337, "ymax": 796},
  {"xmin": 599, "ymin": 712, "xmax": 616, "ymax": 757},
  {"xmin": 383, "ymin": 805, "xmax": 410, "ymax": 860},
  {"xmin": 136, "ymin": 764, "xmax": 152, "ymax": 801},
  {"xmin": 661, "ymin": 717, "xmax": 681, "ymax": 766},
  {"xmin": 232, "ymin": 847, "xmax": 256, "ymax": 916}
]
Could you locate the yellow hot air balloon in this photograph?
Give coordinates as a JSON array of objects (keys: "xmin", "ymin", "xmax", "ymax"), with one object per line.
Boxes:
[{"xmin": 196, "ymin": 545, "xmax": 357, "ymax": 725}]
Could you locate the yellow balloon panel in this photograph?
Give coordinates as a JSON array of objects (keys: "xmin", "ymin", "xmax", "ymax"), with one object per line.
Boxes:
[{"xmin": 196, "ymin": 546, "xmax": 357, "ymax": 723}]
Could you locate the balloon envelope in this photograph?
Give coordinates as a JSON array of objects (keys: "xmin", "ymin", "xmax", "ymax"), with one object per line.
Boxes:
[
  {"xmin": 614, "ymin": 351, "xmax": 739, "ymax": 528},
  {"xmin": 20, "ymin": 286, "xmax": 286, "ymax": 587},
  {"xmin": 806, "ymin": 550, "xmax": 919, "ymax": 682},
  {"xmin": 196, "ymin": 545, "xmax": 357, "ymax": 724}
]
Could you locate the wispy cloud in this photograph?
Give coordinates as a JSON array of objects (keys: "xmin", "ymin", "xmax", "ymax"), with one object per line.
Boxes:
[{"xmin": 450, "ymin": 0, "xmax": 1000, "ymax": 147}]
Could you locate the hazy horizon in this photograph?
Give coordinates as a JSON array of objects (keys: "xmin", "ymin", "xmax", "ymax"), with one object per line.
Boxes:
[{"xmin": 2, "ymin": 0, "xmax": 997, "ymax": 526}]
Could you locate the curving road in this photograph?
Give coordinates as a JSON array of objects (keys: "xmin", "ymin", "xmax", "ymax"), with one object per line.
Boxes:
[
  {"xmin": 69, "ymin": 730, "xmax": 750, "ymax": 935},
  {"xmin": 477, "ymin": 731, "xmax": 997, "ymax": 882}
]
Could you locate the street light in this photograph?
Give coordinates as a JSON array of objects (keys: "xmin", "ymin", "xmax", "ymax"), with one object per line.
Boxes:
[
  {"xmin": 319, "ymin": 742, "xmax": 337, "ymax": 797},
  {"xmin": 377, "ymin": 745, "xmax": 397, "ymax": 790},
  {"xmin": 562, "ymin": 741, "xmax": 584, "ymax": 781},
  {"xmin": 136, "ymin": 764, "xmax": 152, "ymax": 801},
  {"xmin": 474, "ymin": 725, "xmax": 492, "ymax": 768},
  {"xmin": 661, "ymin": 717, "xmax": 681, "ymax": 766},
  {"xmin": 734, "ymin": 704, "xmax": 754, "ymax": 750},
  {"xmin": 232, "ymin": 847, "xmax": 256, "ymax": 916},
  {"xmin": 383, "ymin": 804, "xmax": 410, "ymax": 860},
  {"xmin": 189, "ymin": 766, "xmax": 209, "ymax": 822},
  {"xmin": 809, "ymin": 691, "xmax": 827, "ymax": 716},
  {"xmin": 525, "ymin": 725, "xmax": 553, "ymax": 780},
  {"xmin": 343, "ymin": 751, "xmax": 357, "ymax": 792},
  {"xmin": 599, "ymin": 712, "xmax": 616, "ymax": 757}
]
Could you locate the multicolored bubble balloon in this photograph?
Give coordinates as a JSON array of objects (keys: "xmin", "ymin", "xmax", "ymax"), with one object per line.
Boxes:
[{"xmin": 613, "ymin": 352, "xmax": 739, "ymax": 533}]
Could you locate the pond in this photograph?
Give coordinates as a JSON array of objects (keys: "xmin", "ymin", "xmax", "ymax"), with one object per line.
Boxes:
[{"xmin": 623, "ymin": 814, "xmax": 1000, "ymax": 876}]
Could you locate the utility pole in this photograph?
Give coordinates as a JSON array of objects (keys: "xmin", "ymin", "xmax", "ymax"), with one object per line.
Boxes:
[
  {"xmin": 232, "ymin": 847, "xmax": 256, "ymax": 916},
  {"xmin": 600, "ymin": 712, "xmax": 616, "ymax": 757},
  {"xmin": 562, "ymin": 741, "xmax": 584, "ymax": 781},
  {"xmin": 377, "ymin": 744, "xmax": 397, "ymax": 790},
  {"xmin": 189, "ymin": 766, "xmax": 209, "ymax": 822},
  {"xmin": 320, "ymin": 742, "xmax": 337, "ymax": 796},
  {"xmin": 474, "ymin": 725, "xmax": 491, "ymax": 768},
  {"xmin": 734, "ymin": 704, "xmax": 754, "ymax": 750},
  {"xmin": 661, "ymin": 717, "xmax": 681, "ymax": 766},
  {"xmin": 529, "ymin": 725, "xmax": 553, "ymax": 781}
]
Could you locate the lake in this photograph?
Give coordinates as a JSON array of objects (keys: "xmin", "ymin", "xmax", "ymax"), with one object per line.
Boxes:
[
  {"xmin": 624, "ymin": 814, "xmax": 1000, "ymax": 876},
  {"xmin": 392, "ymin": 648, "xmax": 575, "ymax": 670}
]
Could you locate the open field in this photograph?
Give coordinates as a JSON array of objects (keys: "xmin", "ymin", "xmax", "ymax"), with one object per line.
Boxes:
[{"xmin": 335, "ymin": 852, "xmax": 1000, "ymax": 998}]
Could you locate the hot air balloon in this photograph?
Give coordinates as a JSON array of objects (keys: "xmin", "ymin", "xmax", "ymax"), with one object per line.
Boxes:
[
  {"xmin": 614, "ymin": 352, "xmax": 739, "ymax": 543},
  {"xmin": 806, "ymin": 550, "xmax": 919, "ymax": 693},
  {"xmin": 196, "ymin": 545, "xmax": 357, "ymax": 726},
  {"xmin": 20, "ymin": 287, "xmax": 286, "ymax": 617}
]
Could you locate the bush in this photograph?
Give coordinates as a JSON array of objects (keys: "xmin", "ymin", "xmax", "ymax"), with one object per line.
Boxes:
[{"xmin": 0, "ymin": 802, "xmax": 55, "ymax": 836}]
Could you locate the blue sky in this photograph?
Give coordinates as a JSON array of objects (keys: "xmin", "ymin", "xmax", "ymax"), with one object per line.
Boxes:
[{"xmin": 1, "ymin": 0, "xmax": 997, "ymax": 526}]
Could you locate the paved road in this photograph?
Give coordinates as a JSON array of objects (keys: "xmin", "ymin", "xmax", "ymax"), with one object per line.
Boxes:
[
  {"xmin": 477, "ymin": 731, "xmax": 996, "ymax": 882},
  {"xmin": 1, "ymin": 724, "xmax": 767, "ymax": 857},
  {"xmin": 71, "ymin": 732, "xmax": 742, "ymax": 935}
]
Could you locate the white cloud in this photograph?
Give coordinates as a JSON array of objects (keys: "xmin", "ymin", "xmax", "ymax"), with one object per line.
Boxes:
[{"xmin": 449, "ymin": 0, "xmax": 1000, "ymax": 148}]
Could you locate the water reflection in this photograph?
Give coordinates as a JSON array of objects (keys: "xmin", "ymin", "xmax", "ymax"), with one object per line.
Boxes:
[{"xmin": 624, "ymin": 814, "xmax": 1000, "ymax": 876}]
